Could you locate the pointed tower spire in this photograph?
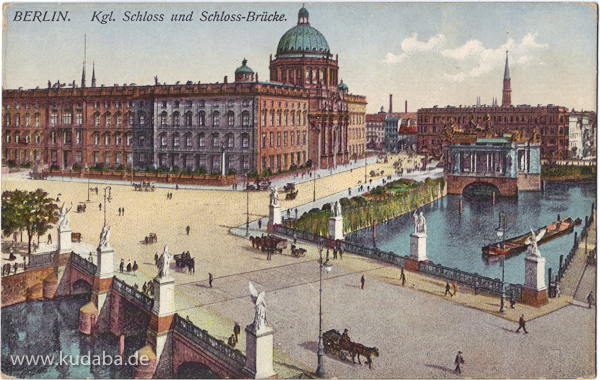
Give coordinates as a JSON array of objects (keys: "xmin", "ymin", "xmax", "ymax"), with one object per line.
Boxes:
[
  {"xmin": 502, "ymin": 51, "xmax": 512, "ymax": 107},
  {"xmin": 81, "ymin": 35, "xmax": 87, "ymax": 88},
  {"xmin": 91, "ymin": 61, "xmax": 96, "ymax": 87}
]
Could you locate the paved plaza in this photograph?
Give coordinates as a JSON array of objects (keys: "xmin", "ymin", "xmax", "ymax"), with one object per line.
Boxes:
[{"xmin": 1, "ymin": 154, "xmax": 596, "ymax": 379}]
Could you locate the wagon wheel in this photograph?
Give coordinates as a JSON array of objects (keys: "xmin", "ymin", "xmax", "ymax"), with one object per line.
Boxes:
[{"xmin": 339, "ymin": 350, "xmax": 347, "ymax": 361}]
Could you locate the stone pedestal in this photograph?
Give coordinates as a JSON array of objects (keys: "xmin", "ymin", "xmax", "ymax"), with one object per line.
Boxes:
[
  {"xmin": 267, "ymin": 204, "xmax": 281, "ymax": 233},
  {"xmin": 93, "ymin": 245, "xmax": 115, "ymax": 312},
  {"xmin": 522, "ymin": 255, "xmax": 548, "ymax": 306},
  {"xmin": 328, "ymin": 216, "xmax": 344, "ymax": 241},
  {"xmin": 410, "ymin": 233, "xmax": 427, "ymax": 262},
  {"xmin": 79, "ymin": 301, "xmax": 98, "ymax": 335},
  {"xmin": 58, "ymin": 227, "xmax": 72, "ymax": 254},
  {"xmin": 243, "ymin": 326, "xmax": 277, "ymax": 379},
  {"xmin": 152, "ymin": 276, "xmax": 175, "ymax": 317},
  {"xmin": 145, "ymin": 276, "xmax": 175, "ymax": 378}
]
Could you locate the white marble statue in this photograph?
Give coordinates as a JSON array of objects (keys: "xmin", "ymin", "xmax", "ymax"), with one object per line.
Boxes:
[
  {"xmin": 525, "ymin": 226, "xmax": 546, "ymax": 258},
  {"xmin": 269, "ymin": 187, "xmax": 279, "ymax": 207},
  {"xmin": 57, "ymin": 202, "xmax": 72, "ymax": 230},
  {"xmin": 99, "ymin": 224, "xmax": 111, "ymax": 249},
  {"xmin": 413, "ymin": 211, "xmax": 427, "ymax": 234},
  {"xmin": 156, "ymin": 245, "xmax": 173, "ymax": 278},
  {"xmin": 248, "ymin": 281, "xmax": 267, "ymax": 332},
  {"xmin": 335, "ymin": 201, "xmax": 342, "ymax": 218}
]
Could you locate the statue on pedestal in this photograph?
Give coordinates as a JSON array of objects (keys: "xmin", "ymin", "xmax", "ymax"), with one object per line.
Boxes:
[
  {"xmin": 57, "ymin": 203, "xmax": 72, "ymax": 230},
  {"xmin": 248, "ymin": 281, "xmax": 267, "ymax": 332},
  {"xmin": 269, "ymin": 187, "xmax": 279, "ymax": 207},
  {"xmin": 156, "ymin": 245, "xmax": 173, "ymax": 278},
  {"xmin": 413, "ymin": 211, "xmax": 427, "ymax": 234},
  {"xmin": 331, "ymin": 201, "xmax": 342, "ymax": 218},
  {"xmin": 99, "ymin": 224, "xmax": 111, "ymax": 249},
  {"xmin": 525, "ymin": 227, "xmax": 545, "ymax": 258}
]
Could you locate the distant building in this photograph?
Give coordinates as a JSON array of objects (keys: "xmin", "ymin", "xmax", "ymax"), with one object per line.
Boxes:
[
  {"xmin": 417, "ymin": 52, "xmax": 571, "ymax": 160},
  {"xmin": 366, "ymin": 109, "xmax": 386, "ymax": 152},
  {"xmin": 384, "ymin": 116, "xmax": 401, "ymax": 152},
  {"xmin": 397, "ymin": 124, "xmax": 417, "ymax": 152},
  {"xmin": 568, "ymin": 110, "xmax": 596, "ymax": 159}
]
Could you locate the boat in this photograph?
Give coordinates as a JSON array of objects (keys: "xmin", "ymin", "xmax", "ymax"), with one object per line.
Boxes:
[{"xmin": 482, "ymin": 216, "xmax": 581, "ymax": 256}]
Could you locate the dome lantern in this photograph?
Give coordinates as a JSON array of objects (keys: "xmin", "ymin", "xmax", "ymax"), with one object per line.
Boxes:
[
  {"xmin": 235, "ymin": 58, "xmax": 255, "ymax": 82},
  {"xmin": 298, "ymin": 5, "xmax": 309, "ymax": 25}
]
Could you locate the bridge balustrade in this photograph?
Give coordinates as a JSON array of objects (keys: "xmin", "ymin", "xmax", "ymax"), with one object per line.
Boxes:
[
  {"xmin": 69, "ymin": 252, "xmax": 97, "ymax": 276},
  {"xmin": 173, "ymin": 314, "xmax": 245, "ymax": 366},
  {"xmin": 28, "ymin": 251, "xmax": 56, "ymax": 269},
  {"xmin": 112, "ymin": 277, "xmax": 154, "ymax": 312}
]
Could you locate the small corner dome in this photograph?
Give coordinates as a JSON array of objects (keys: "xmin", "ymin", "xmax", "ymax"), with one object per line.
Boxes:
[
  {"xmin": 338, "ymin": 80, "xmax": 348, "ymax": 91},
  {"xmin": 235, "ymin": 59, "xmax": 254, "ymax": 75}
]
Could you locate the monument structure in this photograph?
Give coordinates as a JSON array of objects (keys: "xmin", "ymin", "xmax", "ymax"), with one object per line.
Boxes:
[
  {"xmin": 243, "ymin": 281, "xmax": 276, "ymax": 379},
  {"xmin": 328, "ymin": 200, "xmax": 344, "ymax": 241},
  {"xmin": 407, "ymin": 211, "xmax": 428, "ymax": 271},
  {"xmin": 267, "ymin": 187, "xmax": 281, "ymax": 233},
  {"xmin": 57, "ymin": 203, "xmax": 73, "ymax": 254},
  {"xmin": 522, "ymin": 227, "xmax": 548, "ymax": 306}
]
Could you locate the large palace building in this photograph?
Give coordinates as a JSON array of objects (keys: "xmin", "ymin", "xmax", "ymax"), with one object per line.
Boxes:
[
  {"xmin": 417, "ymin": 52, "xmax": 571, "ymax": 160},
  {"xmin": 2, "ymin": 7, "xmax": 366, "ymax": 174}
]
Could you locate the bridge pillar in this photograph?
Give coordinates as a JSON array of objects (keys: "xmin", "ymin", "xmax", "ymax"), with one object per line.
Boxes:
[
  {"xmin": 521, "ymin": 256, "xmax": 548, "ymax": 307},
  {"xmin": 57, "ymin": 225, "xmax": 72, "ymax": 254},
  {"xmin": 90, "ymin": 229, "xmax": 115, "ymax": 333},
  {"xmin": 136, "ymin": 275, "xmax": 175, "ymax": 379},
  {"xmin": 243, "ymin": 326, "xmax": 277, "ymax": 379}
]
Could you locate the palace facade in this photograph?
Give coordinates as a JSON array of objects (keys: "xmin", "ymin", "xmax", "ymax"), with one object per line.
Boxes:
[{"xmin": 2, "ymin": 6, "xmax": 366, "ymax": 174}]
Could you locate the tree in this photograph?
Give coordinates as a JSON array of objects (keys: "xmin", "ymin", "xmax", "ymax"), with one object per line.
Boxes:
[{"xmin": 2, "ymin": 189, "xmax": 59, "ymax": 254}]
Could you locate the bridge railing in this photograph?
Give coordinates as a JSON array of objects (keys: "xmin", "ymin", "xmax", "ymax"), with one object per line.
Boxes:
[
  {"xmin": 28, "ymin": 251, "xmax": 56, "ymax": 269},
  {"xmin": 173, "ymin": 314, "xmax": 245, "ymax": 366},
  {"xmin": 556, "ymin": 205, "xmax": 596, "ymax": 282},
  {"xmin": 112, "ymin": 277, "xmax": 154, "ymax": 312},
  {"xmin": 69, "ymin": 252, "xmax": 97, "ymax": 276}
]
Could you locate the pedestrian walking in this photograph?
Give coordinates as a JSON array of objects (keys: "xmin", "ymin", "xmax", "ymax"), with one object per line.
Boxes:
[
  {"xmin": 209, "ymin": 273, "xmax": 213, "ymax": 288},
  {"xmin": 361, "ymin": 275, "xmax": 365, "ymax": 290},
  {"xmin": 333, "ymin": 248, "xmax": 337, "ymax": 260},
  {"xmin": 99, "ymin": 203, "xmax": 102, "ymax": 211},
  {"xmin": 587, "ymin": 291, "xmax": 594, "ymax": 308},
  {"xmin": 400, "ymin": 267, "xmax": 406, "ymax": 286},
  {"xmin": 293, "ymin": 232, "xmax": 297, "ymax": 244},
  {"xmin": 126, "ymin": 261, "xmax": 132, "ymax": 272},
  {"xmin": 454, "ymin": 351, "xmax": 464, "ymax": 374},
  {"xmin": 510, "ymin": 292, "xmax": 516, "ymax": 308},
  {"xmin": 452, "ymin": 281, "xmax": 458, "ymax": 296},
  {"xmin": 326, "ymin": 249, "xmax": 329, "ymax": 261},
  {"xmin": 444, "ymin": 282, "xmax": 453, "ymax": 297},
  {"xmin": 132, "ymin": 261, "xmax": 138, "ymax": 275},
  {"xmin": 339, "ymin": 249, "xmax": 343, "ymax": 260},
  {"xmin": 516, "ymin": 314, "xmax": 528, "ymax": 333},
  {"xmin": 122, "ymin": 207, "xmax": 125, "ymax": 215},
  {"xmin": 47, "ymin": 233, "xmax": 52, "ymax": 245},
  {"xmin": 258, "ymin": 220, "xmax": 262, "ymax": 230},
  {"xmin": 186, "ymin": 225, "xmax": 191, "ymax": 235},
  {"xmin": 119, "ymin": 259, "xmax": 124, "ymax": 273}
]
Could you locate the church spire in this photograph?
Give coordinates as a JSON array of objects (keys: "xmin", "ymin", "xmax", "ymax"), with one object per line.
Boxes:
[
  {"xmin": 502, "ymin": 51, "xmax": 512, "ymax": 107},
  {"xmin": 81, "ymin": 35, "xmax": 87, "ymax": 88},
  {"xmin": 91, "ymin": 61, "xmax": 96, "ymax": 87}
]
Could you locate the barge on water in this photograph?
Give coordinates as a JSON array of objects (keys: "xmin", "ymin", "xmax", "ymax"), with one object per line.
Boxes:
[{"xmin": 482, "ymin": 216, "xmax": 581, "ymax": 256}]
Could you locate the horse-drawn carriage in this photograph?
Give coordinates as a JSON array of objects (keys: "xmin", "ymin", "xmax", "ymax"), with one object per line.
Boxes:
[
  {"xmin": 133, "ymin": 182, "xmax": 155, "ymax": 192},
  {"xmin": 71, "ymin": 232, "xmax": 82, "ymax": 243},
  {"xmin": 145, "ymin": 233, "xmax": 158, "ymax": 245},
  {"xmin": 76, "ymin": 203, "xmax": 87, "ymax": 213},
  {"xmin": 173, "ymin": 251, "xmax": 195, "ymax": 273},
  {"xmin": 323, "ymin": 329, "xmax": 379, "ymax": 369},
  {"xmin": 285, "ymin": 190, "xmax": 298, "ymax": 200},
  {"xmin": 290, "ymin": 244, "xmax": 306, "ymax": 257},
  {"xmin": 283, "ymin": 183, "xmax": 296, "ymax": 192},
  {"xmin": 250, "ymin": 235, "xmax": 287, "ymax": 253},
  {"xmin": 255, "ymin": 178, "xmax": 271, "ymax": 191}
]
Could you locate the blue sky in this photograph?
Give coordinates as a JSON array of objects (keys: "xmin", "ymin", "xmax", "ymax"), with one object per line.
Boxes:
[{"xmin": 2, "ymin": 2, "xmax": 597, "ymax": 113}]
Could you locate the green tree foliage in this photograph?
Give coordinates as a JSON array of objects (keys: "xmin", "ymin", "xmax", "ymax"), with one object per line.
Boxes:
[{"xmin": 2, "ymin": 189, "xmax": 59, "ymax": 254}]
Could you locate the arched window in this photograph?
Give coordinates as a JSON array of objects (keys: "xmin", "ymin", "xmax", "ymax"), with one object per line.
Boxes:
[
  {"xmin": 212, "ymin": 133, "xmax": 220, "ymax": 147},
  {"xmin": 6, "ymin": 114, "xmax": 11, "ymax": 125},
  {"xmin": 34, "ymin": 113, "xmax": 41, "ymax": 127},
  {"xmin": 284, "ymin": 111, "xmax": 288, "ymax": 126},
  {"xmin": 242, "ymin": 133, "xmax": 249, "ymax": 148},
  {"xmin": 269, "ymin": 111, "xmax": 274, "ymax": 127},
  {"xmin": 198, "ymin": 133, "xmax": 206, "ymax": 147},
  {"xmin": 198, "ymin": 112, "xmax": 205, "ymax": 127},
  {"xmin": 115, "ymin": 133, "xmax": 122, "ymax": 146},
  {"xmin": 173, "ymin": 133, "xmax": 180, "ymax": 147},
  {"xmin": 213, "ymin": 112, "xmax": 220, "ymax": 127},
  {"xmin": 115, "ymin": 113, "xmax": 122, "ymax": 126},
  {"xmin": 173, "ymin": 112, "xmax": 180, "ymax": 127},
  {"xmin": 290, "ymin": 111, "xmax": 295, "ymax": 126},
  {"xmin": 160, "ymin": 133, "xmax": 167, "ymax": 147},
  {"xmin": 104, "ymin": 133, "xmax": 111, "ymax": 146},
  {"xmin": 277, "ymin": 111, "xmax": 282, "ymax": 126},
  {"xmin": 185, "ymin": 112, "xmax": 192, "ymax": 127},
  {"xmin": 227, "ymin": 111, "xmax": 235, "ymax": 127},
  {"xmin": 94, "ymin": 132, "xmax": 100, "ymax": 146},
  {"xmin": 160, "ymin": 112, "xmax": 167, "ymax": 126},
  {"xmin": 227, "ymin": 133, "xmax": 235, "ymax": 148},
  {"xmin": 185, "ymin": 133, "xmax": 192, "ymax": 147},
  {"xmin": 5, "ymin": 133, "xmax": 11, "ymax": 143},
  {"xmin": 242, "ymin": 111, "xmax": 250, "ymax": 127},
  {"xmin": 261, "ymin": 111, "xmax": 267, "ymax": 126},
  {"xmin": 105, "ymin": 113, "xmax": 112, "ymax": 127},
  {"xmin": 139, "ymin": 112, "xmax": 145, "ymax": 125}
]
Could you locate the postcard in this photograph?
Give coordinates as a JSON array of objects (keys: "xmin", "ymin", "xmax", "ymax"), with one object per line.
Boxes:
[{"xmin": 1, "ymin": 2, "xmax": 597, "ymax": 379}]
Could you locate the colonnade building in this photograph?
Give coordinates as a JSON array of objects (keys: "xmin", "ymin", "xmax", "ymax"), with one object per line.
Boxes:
[{"xmin": 2, "ymin": 6, "xmax": 367, "ymax": 174}]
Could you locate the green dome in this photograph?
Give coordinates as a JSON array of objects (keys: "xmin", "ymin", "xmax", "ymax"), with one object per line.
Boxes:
[
  {"xmin": 235, "ymin": 59, "xmax": 254, "ymax": 75},
  {"xmin": 276, "ymin": 8, "xmax": 330, "ymax": 57},
  {"xmin": 337, "ymin": 80, "xmax": 348, "ymax": 91}
]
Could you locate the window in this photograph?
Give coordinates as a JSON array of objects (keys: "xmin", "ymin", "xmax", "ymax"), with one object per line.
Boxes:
[
  {"xmin": 51, "ymin": 131, "xmax": 57, "ymax": 144},
  {"xmin": 76, "ymin": 131, "xmax": 82, "ymax": 145},
  {"xmin": 213, "ymin": 134, "xmax": 220, "ymax": 147},
  {"xmin": 185, "ymin": 113, "xmax": 192, "ymax": 127},
  {"xmin": 199, "ymin": 134, "xmax": 206, "ymax": 147},
  {"xmin": 94, "ymin": 151, "xmax": 100, "ymax": 163},
  {"xmin": 50, "ymin": 113, "xmax": 58, "ymax": 126},
  {"xmin": 173, "ymin": 135, "xmax": 180, "ymax": 147},
  {"xmin": 134, "ymin": 135, "xmax": 139, "ymax": 146},
  {"xmin": 297, "ymin": 112, "xmax": 301, "ymax": 126},
  {"xmin": 284, "ymin": 112, "xmax": 288, "ymax": 126},
  {"xmin": 34, "ymin": 114, "xmax": 40, "ymax": 127},
  {"xmin": 302, "ymin": 131, "xmax": 307, "ymax": 145},
  {"xmin": 277, "ymin": 111, "xmax": 281, "ymax": 126},
  {"xmin": 242, "ymin": 156, "xmax": 250, "ymax": 170},
  {"xmin": 105, "ymin": 114, "xmax": 111, "ymax": 127},
  {"xmin": 173, "ymin": 113, "xmax": 180, "ymax": 127},
  {"xmin": 174, "ymin": 101, "xmax": 180, "ymax": 108},
  {"xmin": 105, "ymin": 152, "xmax": 110, "ymax": 165},
  {"xmin": 128, "ymin": 114, "xmax": 134, "ymax": 126},
  {"xmin": 116, "ymin": 153, "xmax": 122, "ymax": 164},
  {"xmin": 199, "ymin": 112, "xmax": 205, "ymax": 127},
  {"xmin": 186, "ymin": 101, "xmax": 192, "ymax": 108},
  {"xmin": 297, "ymin": 131, "xmax": 301, "ymax": 145},
  {"xmin": 261, "ymin": 133, "xmax": 267, "ymax": 148},
  {"xmin": 213, "ymin": 112, "xmax": 220, "ymax": 127},
  {"xmin": 94, "ymin": 134, "xmax": 100, "ymax": 146},
  {"xmin": 25, "ymin": 114, "xmax": 31, "ymax": 127},
  {"xmin": 161, "ymin": 135, "xmax": 167, "ymax": 147},
  {"xmin": 277, "ymin": 132, "xmax": 281, "ymax": 146},
  {"xmin": 62, "ymin": 113, "xmax": 71, "ymax": 125},
  {"xmin": 162, "ymin": 101, "xmax": 167, "ymax": 109},
  {"xmin": 94, "ymin": 114, "xmax": 100, "ymax": 126},
  {"xmin": 261, "ymin": 111, "xmax": 266, "ymax": 126},
  {"xmin": 227, "ymin": 134, "xmax": 234, "ymax": 148},
  {"xmin": 76, "ymin": 113, "xmax": 83, "ymax": 126},
  {"xmin": 242, "ymin": 100, "xmax": 249, "ymax": 107},
  {"xmin": 199, "ymin": 100, "xmax": 205, "ymax": 108},
  {"xmin": 269, "ymin": 132, "xmax": 274, "ymax": 147},
  {"xmin": 5, "ymin": 134, "xmax": 11, "ymax": 143},
  {"xmin": 116, "ymin": 102, "xmax": 121, "ymax": 109},
  {"xmin": 105, "ymin": 134, "xmax": 110, "ymax": 146},
  {"xmin": 290, "ymin": 111, "xmax": 295, "ymax": 126},
  {"xmin": 94, "ymin": 101, "xmax": 100, "ymax": 109},
  {"xmin": 269, "ymin": 112, "xmax": 274, "ymax": 127},
  {"xmin": 139, "ymin": 113, "xmax": 145, "ymax": 125},
  {"xmin": 105, "ymin": 101, "xmax": 111, "ymax": 109},
  {"xmin": 115, "ymin": 135, "xmax": 122, "ymax": 146},
  {"xmin": 161, "ymin": 113, "xmax": 167, "ymax": 126},
  {"xmin": 15, "ymin": 134, "xmax": 20, "ymax": 144},
  {"xmin": 284, "ymin": 132, "xmax": 288, "ymax": 146},
  {"xmin": 116, "ymin": 114, "xmax": 122, "ymax": 126},
  {"xmin": 242, "ymin": 134, "xmax": 249, "ymax": 148},
  {"xmin": 227, "ymin": 112, "xmax": 234, "ymax": 127},
  {"xmin": 186, "ymin": 135, "xmax": 192, "ymax": 147},
  {"xmin": 228, "ymin": 100, "xmax": 234, "ymax": 107}
]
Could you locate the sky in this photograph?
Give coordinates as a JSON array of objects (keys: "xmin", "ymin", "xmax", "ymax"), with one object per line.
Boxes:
[{"xmin": 2, "ymin": 2, "xmax": 598, "ymax": 114}]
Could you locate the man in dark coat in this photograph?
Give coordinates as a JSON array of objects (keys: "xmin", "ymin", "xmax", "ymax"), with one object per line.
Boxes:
[
  {"xmin": 516, "ymin": 314, "xmax": 528, "ymax": 333},
  {"xmin": 454, "ymin": 351, "xmax": 464, "ymax": 373},
  {"xmin": 444, "ymin": 282, "xmax": 453, "ymax": 297},
  {"xmin": 234, "ymin": 322, "xmax": 241, "ymax": 342},
  {"xmin": 361, "ymin": 275, "xmax": 365, "ymax": 290}
]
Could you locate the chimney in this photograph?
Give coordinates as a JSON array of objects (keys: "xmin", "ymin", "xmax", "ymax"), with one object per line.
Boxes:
[
  {"xmin": 224, "ymin": 76, "xmax": 228, "ymax": 84},
  {"xmin": 405, "ymin": 100, "xmax": 407, "ymax": 113},
  {"xmin": 389, "ymin": 94, "xmax": 393, "ymax": 114}
]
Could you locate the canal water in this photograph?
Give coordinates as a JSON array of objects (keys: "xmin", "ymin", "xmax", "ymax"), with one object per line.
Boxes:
[
  {"xmin": 1, "ymin": 294, "xmax": 144, "ymax": 379},
  {"xmin": 348, "ymin": 182, "xmax": 596, "ymax": 284}
]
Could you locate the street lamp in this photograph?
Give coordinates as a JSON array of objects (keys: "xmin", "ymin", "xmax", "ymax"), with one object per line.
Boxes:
[
  {"xmin": 103, "ymin": 186, "xmax": 113, "ymax": 226},
  {"xmin": 316, "ymin": 241, "xmax": 332, "ymax": 378},
  {"xmin": 245, "ymin": 174, "xmax": 249, "ymax": 237},
  {"xmin": 313, "ymin": 174, "xmax": 320, "ymax": 203},
  {"xmin": 496, "ymin": 211, "xmax": 507, "ymax": 313}
]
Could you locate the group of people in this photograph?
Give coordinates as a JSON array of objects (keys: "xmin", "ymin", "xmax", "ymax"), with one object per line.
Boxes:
[
  {"xmin": 444, "ymin": 281, "xmax": 458, "ymax": 297},
  {"xmin": 118, "ymin": 207, "xmax": 125, "ymax": 216},
  {"xmin": 119, "ymin": 259, "xmax": 138, "ymax": 274},
  {"xmin": 227, "ymin": 322, "xmax": 241, "ymax": 348},
  {"xmin": 166, "ymin": 192, "xmax": 174, "ymax": 200}
]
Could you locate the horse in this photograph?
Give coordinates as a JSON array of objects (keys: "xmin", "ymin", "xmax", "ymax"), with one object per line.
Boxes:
[
  {"xmin": 187, "ymin": 258, "xmax": 195, "ymax": 274},
  {"xmin": 350, "ymin": 343, "xmax": 379, "ymax": 369},
  {"xmin": 249, "ymin": 236, "xmax": 255, "ymax": 248}
]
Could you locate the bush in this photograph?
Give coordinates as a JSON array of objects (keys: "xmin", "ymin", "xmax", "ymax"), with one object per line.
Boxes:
[
  {"xmin": 7, "ymin": 160, "xmax": 17, "ymax": 168},
  {"xmin": 227, "ymin": 169, "xmax": 237, "ymax": 176},
  {"xmin": 72, "ymin": 163, "xmax": 82, "ymax": 172},
  {"xmin": 321, "ymin": 203, "xmax": 332, "ymax": 211},
  {"xmin": 339, "ymin": 197, "xmax": 351, "ymax": 207},
  {"xmin": 20, "ymin": 162, "xmax": 31, "ymax": 168},
  {"xmin": 261, "ymin": 168, "xmax": 272, "ymax": 177},
  {"xmin": 171, "ymin": 165, "xmax": 180, "ymax": 174},
  {"xmin": 369, "ymin": 186, "xmax": 387, "ymax": 196},
  {"xmin": 50, "ymin": 164, "xmax": 59, "ymax": 171},
  {"xmin": 157, "ymin": 166, "xmax": 170, "ymax": 173},
  {"xmin": 181, "ymin": 168, "xmax": 193, "ymax": 176},
  {"xmin": 304, "ymin": 159, "xmax": 312, "ymax": 169},
  {"xmin": 289, "ymin": 164, "xmax": 298, "ymax": 172},
  {"xmin": 194, "ymin": 167, "xmax": 208, "ymax": 175},
  {"xmin": 144, "ymin": 166, "xmax": 157, "ymax": 174},
  {"xmin": 247, "ymin": 172, "xmax": 259, "ymax": 180}
]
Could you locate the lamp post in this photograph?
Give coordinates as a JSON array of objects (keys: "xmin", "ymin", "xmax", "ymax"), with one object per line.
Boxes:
[
  {"xmin": 245, "ymin": 174, "xmax": 249, "ymax": 237},
  {"xmin": 316, "ymin": 241, "xmax": 332, "ymax": 378},
  {"xmin": 364, "ymin": 155, "xmax": 368, "ymax": 184},
  {"xmin": 496, "ymin": 211, "xmax": 506, "ymax": 313},
  {"xmin": 85, "ymin": 164, "xmax": 91, "ymax": 202},
  {"xmin": 103, "ymin": 186, "xmax": 112, "ymax": 226},
  {"xmin": 313, "ymin": 174, "xmax": 319, "ymax": 203}
]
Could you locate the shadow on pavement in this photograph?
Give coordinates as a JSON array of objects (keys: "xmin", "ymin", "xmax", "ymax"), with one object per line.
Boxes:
[{"xmin": 424, "ymin": 363, "xmax": 456, "ymax": 374}]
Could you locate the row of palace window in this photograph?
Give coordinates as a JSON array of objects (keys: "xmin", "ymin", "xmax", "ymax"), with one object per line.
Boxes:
[
  {"xmin": 272, "ymin": 67, "xmax": 337, "ymax": 86},
  {"xmin": 5, "ymin": 113, "xmax": 43, "ymax": 127},
  {"xmin": 260, "ymin": 110, "xmax": 307, "ymax": 127},
  {"xmin": 262, "ymin": 151, "xmax": 307, "ymax": 171},
  {"xmin": 160, "ymin": 99, "xmax": 251, "ymax": 109},
  {"xmin": 261, "ymin": 131, "xmax": 307, "ymax": 148},
  {"xmin": 159, "ymin": 111, "xmax": 251, "ymax": 128},
  {"xmin": 157, "ymin": 154, "xmax": 251, "ymax": 171},
  {"xmin": 159, "ymin": 133, "xmax": 250, "ymax": 149},
  {"xmin": 420, "ymin": 114, "xmax": 565, "ymax": 124},
  {"xmin": 5, "ymin": 133, "xmax": 41, "ymax": 144},
  {"xmin": 5, "ymin": 103, "xmax": 40, "ymax": 111}
]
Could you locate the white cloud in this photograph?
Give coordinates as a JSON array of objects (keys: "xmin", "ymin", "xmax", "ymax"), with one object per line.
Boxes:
[
  {"xmin": 401, "ymin": 33, "xmax": 446, "ymax": 53},
  {"xmin": 382, "ymin": 52, "xmax": 407, "ymax": 64}
]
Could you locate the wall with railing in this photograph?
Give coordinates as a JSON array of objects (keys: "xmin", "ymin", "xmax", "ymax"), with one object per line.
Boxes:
[
  {"xmin": 555, "ymin": 204, "xmax": 595, "ymax": 283},
  {"xmin": 69, "ymin": 251, "xmax": 97, "ymax": 276},
  {"xmin": 112, "ymin": 277, "xmax": 154, "ymax": 312}
]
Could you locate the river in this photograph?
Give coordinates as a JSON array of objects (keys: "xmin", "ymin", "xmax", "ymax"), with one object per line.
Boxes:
[{"xmin": 348, "ymin": 181, "xmax": 596, "ymax": 284}]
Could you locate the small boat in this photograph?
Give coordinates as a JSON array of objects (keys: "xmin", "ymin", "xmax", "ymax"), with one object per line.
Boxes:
[{"xmin": 482, "ymin": 217, "xmax": 581, "ymax": 256}]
